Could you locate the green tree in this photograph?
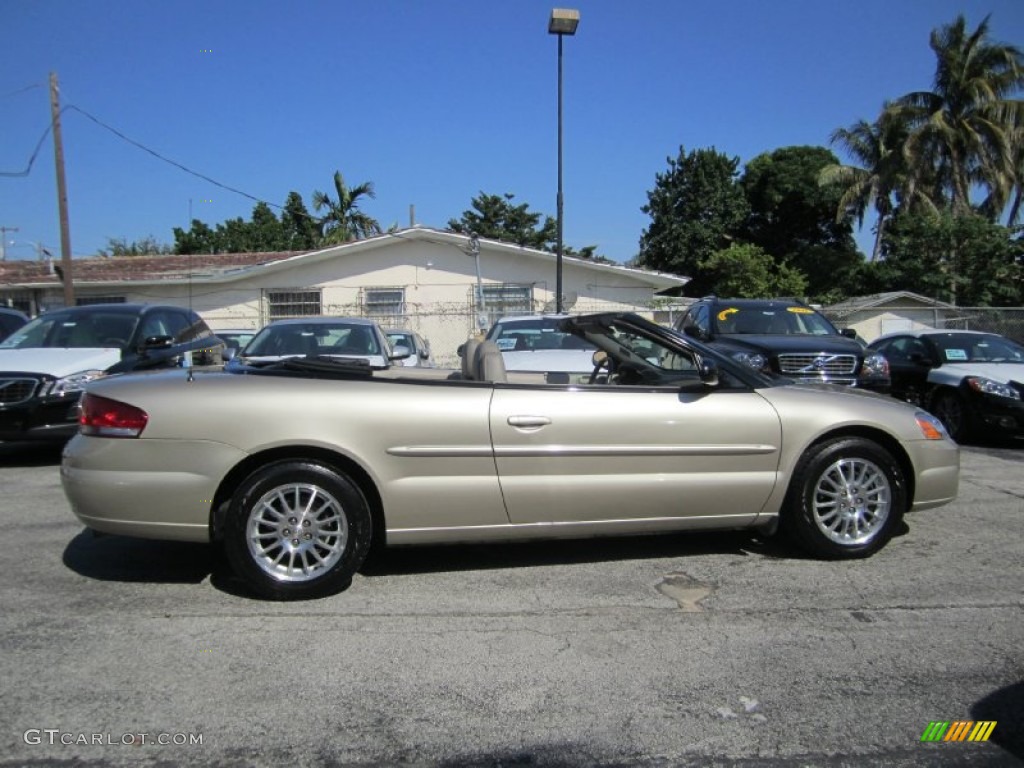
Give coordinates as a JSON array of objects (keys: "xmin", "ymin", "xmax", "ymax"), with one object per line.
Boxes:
[
  {"xmin": 893, "ymin": 14, "xmax": 1024, "ymax": 217},
  {"xmin": 173, "ymin": 219, "xmax": 221, "ymax": 254},
  {"xmin": 247, "ymin": 202, "xmax": 285, "ymax": 251},
  {"xmin": 447, "ymin": 192, "xmax": 556, "ymax": 249},
  {"xmin": 701, "ymin": 243, "xmax": 807, "ymax": 297},
  {"xmin": 280, "ymin": 191, "xmax": 319, "ymax": 250},
  {"xmin": 740, "ymin": 146, "xmax": 862, "ymax": 300},
  {"xmin": 98, "ymin": 235, "xmax": 172, "ymax": 257},
  {"xmin": 637, "ymin": 146, "xmax": 749, "ymax": 294},
  {"xmin": 881, "ymin": 211, "xmax": 1023, "ymax": 305},
  {"xmin": 312, "ymin": 170, "xmax": 382, "ymax": 244}
]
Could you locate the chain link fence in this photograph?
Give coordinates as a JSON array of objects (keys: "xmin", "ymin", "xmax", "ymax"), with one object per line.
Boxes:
[{"xmin": 822, "ymin": 306, "xmax": 1024, "ymax": 344}]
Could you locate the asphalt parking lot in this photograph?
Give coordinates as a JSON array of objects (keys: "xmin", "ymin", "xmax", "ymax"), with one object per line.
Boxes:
[{"xmin": 0, "ymin": 439, "xmax": 1021, "ymax": 767}]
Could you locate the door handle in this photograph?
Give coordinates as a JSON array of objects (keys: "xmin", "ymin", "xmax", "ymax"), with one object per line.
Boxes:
[{"xmin": 507, "ymin": 416, "xmax": 552, "ymax": 428}]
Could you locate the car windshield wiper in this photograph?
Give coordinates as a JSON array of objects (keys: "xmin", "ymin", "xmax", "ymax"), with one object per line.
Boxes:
[{"xmin": 244, "ymin": 356, "xmax": 374, "ymax": 379}]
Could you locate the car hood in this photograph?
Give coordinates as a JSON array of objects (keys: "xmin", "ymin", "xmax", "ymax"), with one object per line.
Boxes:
[
  {"xmin": 715, "ymin": 334, "xmax": 865, "ymax": 355},
  {"xmin": 500, "ymin": 349, "xmax": 595, "ymax": 372},
  {"xmin": 930, "ymin": 361, "xmax": 1024, "ymax": 386},
  {"xmin": 0, "ymin": 347, "xmax": 121, "ymax": 377}
]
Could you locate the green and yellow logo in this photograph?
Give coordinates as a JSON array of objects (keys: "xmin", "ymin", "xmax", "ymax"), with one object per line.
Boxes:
[{"xmin": 921, "ymin": 721, "xmax": 997, "ymax": 742}]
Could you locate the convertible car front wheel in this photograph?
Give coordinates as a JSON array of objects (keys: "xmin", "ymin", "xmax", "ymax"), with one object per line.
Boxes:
[
  {"xmin": 224, "ymin": 461, "xmax": 372, "ymax": 600},
  {"xmin": 783, "ymin": 437, "xmax": 905, "ymax": 559}
]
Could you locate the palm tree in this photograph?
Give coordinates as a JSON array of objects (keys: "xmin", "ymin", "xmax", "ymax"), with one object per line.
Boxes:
[
  {"xmin": 893, "ymin": 14, "xmax": 1024, "ymax": 218},
  {"xmin": 312, "ymin": 171, "xmax": 382, "ymax": 244},
  {"xmin": 820, "ymin": 107, "xmax": 937, "ymax": 260}
]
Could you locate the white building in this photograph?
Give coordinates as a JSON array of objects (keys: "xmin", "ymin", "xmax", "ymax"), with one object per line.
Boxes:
[{"xmin": 0, "ymin": 227, "xmax": 687, "ymax": 366}]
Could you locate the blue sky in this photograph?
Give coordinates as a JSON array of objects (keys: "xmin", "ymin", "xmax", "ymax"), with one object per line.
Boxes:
[{"xmin": 2, "ymin": 0, "xmax": 1022, "ymax": 264}]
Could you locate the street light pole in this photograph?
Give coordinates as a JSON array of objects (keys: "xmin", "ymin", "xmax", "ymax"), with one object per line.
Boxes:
[{"xmin": 548, "ymin": 8, "xmax": 579, "ymax": 315}]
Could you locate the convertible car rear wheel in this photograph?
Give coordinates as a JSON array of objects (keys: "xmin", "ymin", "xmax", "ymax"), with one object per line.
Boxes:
[
  {"xmin": 224, "ymin": 460, "xmax": 372, "ymax": 600},
  {"xmin": 783, "ymin": 437, "xmax": 905, "ymax": 559}
]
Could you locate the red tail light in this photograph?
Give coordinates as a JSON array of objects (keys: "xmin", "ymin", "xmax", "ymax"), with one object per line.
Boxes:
[{"xmin": 79, "ymin": 393, "xmax": 149, "ymax": 438}]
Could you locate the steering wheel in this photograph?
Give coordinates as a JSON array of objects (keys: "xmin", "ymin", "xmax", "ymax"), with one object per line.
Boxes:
[{"xmin": 589, "ymin": 350, "xmax": 610, "ymax": 384}]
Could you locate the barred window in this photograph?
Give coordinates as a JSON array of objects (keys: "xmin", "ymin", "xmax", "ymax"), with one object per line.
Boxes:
[
  {"xmin": 480, "ymin": 283, "xmax": 532, "ymax": 323},
  {"xmin": 267, "ymin": 290, "xmax": 321, "ymax": 319},
  {"xmin": 76, "ymin": 296, "xmax": 126, "ymax": 306},
  {"xmin": 363, "ymin": 288, "xmax": 405, "ymax": 321}
]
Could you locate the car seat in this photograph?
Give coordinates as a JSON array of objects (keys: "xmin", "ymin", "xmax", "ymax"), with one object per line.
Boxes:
[
  {"xmin": 460, "ymin": 338, "xmax": 480, "ymax": 380},
  {"xmin": 474, "ymin": 340, "xmax": 507, "ymax": 383}
]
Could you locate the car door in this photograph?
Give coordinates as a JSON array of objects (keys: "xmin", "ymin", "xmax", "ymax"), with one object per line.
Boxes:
[{"xmin": 489, "ymin": 383, "xmax": 782, "ymax": 525}]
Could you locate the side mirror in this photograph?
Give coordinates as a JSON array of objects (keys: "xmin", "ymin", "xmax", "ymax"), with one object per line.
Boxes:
[
  {"xmin": 457, "ymin": 343, "xmax": 465, "ymax": 358},
  {"xmin": 222, "ymin": 347, "xmax": 238, "ymax": 362},
  {"xmin": 697, "ymin": 358, "xmax": 719, "ymax": 387},
  {"xmin": 139, "ymin": 335, "xmax": 174, "ymax": 354},
  {"xmin": 683, "ymin": 325, "xmax": 707, "ymax": 341},
  {"xmin": 419, "ymin": 348, "xmax": 430, "ymax": 360},
  {"xmin": 840, "ymin": 328, "xmax": 857, "ymax": 339},
  {"xmin": 390, "ymin": 344, "xmax": 411, "ymax": 361}
]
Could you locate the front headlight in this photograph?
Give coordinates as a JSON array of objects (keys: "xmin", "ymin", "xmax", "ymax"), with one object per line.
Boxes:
[
  {"xmin": 731, "ymin": 351, "xmax": 768, "ymax": 371},
  {"xmin": 966, "ymin": 376, "xmax": 1020, "ymax": 400},
  {"xmin": 41, "ymin": 370, "xmax": 106, "ymax": 397},
  {"xmin": 861, "ymin": 353, "xmax": 889, "ymax": 378}
]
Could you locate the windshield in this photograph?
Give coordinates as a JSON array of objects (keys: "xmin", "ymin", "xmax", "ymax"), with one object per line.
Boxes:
[
  {"xmin": 712, "ymin": 305, "xmax": 838, "ymax": 336},
  {"xmin": 0, "ymin": 311, "xmax": 138, "ymax": 350},
  {"xmin": 243, "ymin": 322, "xmax": 381, "ymax": 357},
  {"xmin": 931, "ymin": 333, "xmax": 1024, "ymax": 364},
  {"xmin": 385, "ymin": 332, "xmax": 414, "ymax": 351},
  {"xmin": 487, "ymin": 318, "xmax": 597, "ymax": 353}
]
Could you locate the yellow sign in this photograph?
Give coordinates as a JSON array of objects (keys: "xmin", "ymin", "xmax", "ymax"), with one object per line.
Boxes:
[
  {"xmin": 787, "ymin": 307, "xmax": 813, "ymax": 314},
  {"xmin": 717, "ymin": 308, "xmax": 739, "ymax": 322}
]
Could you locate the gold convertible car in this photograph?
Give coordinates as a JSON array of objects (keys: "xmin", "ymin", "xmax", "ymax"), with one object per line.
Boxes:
[{"xmin": 61, "ymin": 313, "xmax": 959, "ymax": 600}]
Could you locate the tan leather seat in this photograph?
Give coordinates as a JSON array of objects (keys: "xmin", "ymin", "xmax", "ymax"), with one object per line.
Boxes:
[
  {"xmin": 474, "ymin": 340, "xmax": 507, "ymax": 383},
  {"xmin": 460, "ymin": 338, "xmax": 480, "ymax": 380}
]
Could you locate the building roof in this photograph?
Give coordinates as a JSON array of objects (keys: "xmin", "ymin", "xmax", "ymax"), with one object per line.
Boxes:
[
  {"xmin": 827, "ymin": 291, "xmax": 957, "ymax": 314},
  {"xmin": 0, "ymin": 227, "xmax": 687, "ymax": 292}
]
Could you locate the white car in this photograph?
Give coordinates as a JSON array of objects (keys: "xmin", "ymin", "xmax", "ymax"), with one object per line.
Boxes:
[
  {"xmin": 483, "ymin": 315, "xmax": 597, "ymax": 376},
  {"xmin": 225, "ymin": 317, "xmax": 407, "ymax": 373}
]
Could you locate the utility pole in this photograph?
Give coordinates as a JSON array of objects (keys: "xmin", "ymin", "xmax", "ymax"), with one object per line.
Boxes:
[
  {"xmin": 0, "ymin": 226, "xmax": 18, "ymax": 261},
  {"xmin": 49, "ymin": 71, "xmax": 74, "ymax": 307}
]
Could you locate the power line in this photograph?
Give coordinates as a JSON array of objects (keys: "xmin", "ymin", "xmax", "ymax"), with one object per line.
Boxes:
[
  {"xmin": 66, "ymin": 104, "xmax": 276, "ymax": 210},
  {"xmin": 0, "ymin": 113, "xmax": 59, "ymax": 177}
]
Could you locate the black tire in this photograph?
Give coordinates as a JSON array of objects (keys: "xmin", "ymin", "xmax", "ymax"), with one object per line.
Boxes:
[
  {"xmin": 224, "ymin": 460, "xmax": 372, "ymax": 600},
  {"xmin": 931, "ymin": 390, "xmax": 971, "ymax": 443},
  {"xmin": 782, "ymin": 437, "xmax": 905, "ymax": 559}
]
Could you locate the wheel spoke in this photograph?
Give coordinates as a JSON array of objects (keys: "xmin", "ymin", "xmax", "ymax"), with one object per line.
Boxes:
[
  {"xmin": 811, "ymin": 457, "xmax": 891, "ymax": 546},
  {"xmin": 245, "ymin": 482, "xmax": 350, "ymax": 584}
]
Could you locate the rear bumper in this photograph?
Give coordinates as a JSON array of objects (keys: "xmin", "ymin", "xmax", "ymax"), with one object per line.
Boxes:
[{"xmin": 61, "ymin": 435, "xmax": 249, "ymax": 542}]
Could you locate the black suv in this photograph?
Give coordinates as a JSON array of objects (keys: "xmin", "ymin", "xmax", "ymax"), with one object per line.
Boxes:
[
  {"xmin": 675, "ymin": 297, "xmax": 890, "ymax": 392},
  {"xmin": 0, "ymin": 303, "xmax": 224, "ymax": 443}
]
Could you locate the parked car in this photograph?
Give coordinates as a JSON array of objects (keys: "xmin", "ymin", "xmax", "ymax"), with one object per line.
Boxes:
[
  {"xmin": 0, "ymin": 303, "xmax": 224, "ymax": 444},
  {"xmin": 214, "ymin": 328, "xmax": 259, "ymax": 360},
  {"xmin": 869, "ymin": 329, "xmax": 1024, "ymax": 442},
  {"xmin": 225, "ymin": 317, "xmax": 406, "ymax": 373},
  {"xmin": 0, "ymin": 307, "xmax": 29, "ymax": 342},
  {"xmin": 675, "ymin": 297, "xmax": 890, "ymax": 392},
  {"xmin": 61, "ymin": 312, "xmax": 958, "ymax": 600},
  {"xmin": 482, "ymin": 315, "xmax": 598, "ymax": 377},
  {"xmin": 384, "ymin": 328, "xmax": 434, "ymax": 367}
]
